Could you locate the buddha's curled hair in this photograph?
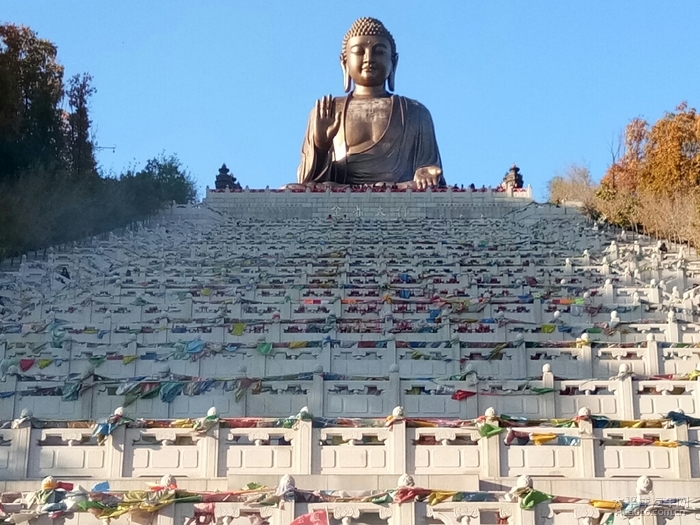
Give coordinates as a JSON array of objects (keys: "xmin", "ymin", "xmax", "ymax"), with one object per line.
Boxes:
[{"xmin": 341, "ymin": 17, "xmax": 396, "ymax": 60}]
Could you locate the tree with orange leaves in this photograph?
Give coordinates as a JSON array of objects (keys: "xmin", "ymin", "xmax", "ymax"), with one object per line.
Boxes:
[{"xmin": 600, "ymin": 103, "xmax": 700, "ymax": 195}]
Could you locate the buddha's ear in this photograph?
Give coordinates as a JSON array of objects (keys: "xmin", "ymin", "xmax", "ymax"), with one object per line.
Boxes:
[
  {"xmin": 388, "ymin": 53, "xmax": 399, "ymax": 92},
  {"xmin": 340, "ymin": 54, "xmax": 351, "ymax": 93}
]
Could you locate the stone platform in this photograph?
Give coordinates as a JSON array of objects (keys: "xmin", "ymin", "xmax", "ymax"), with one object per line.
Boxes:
[{"xmin": 203, "ymin": 186, "xmax": 534, "ymax": 219}]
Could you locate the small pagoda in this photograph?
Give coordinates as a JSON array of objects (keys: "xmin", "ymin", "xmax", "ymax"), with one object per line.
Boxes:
[
  {"xmin": 214, "ymin": 163, "xmax": 241, "ymax": 190},
  {"xmin": 501, "ymin": 164, "xmax": 524, "ymax": 189}
]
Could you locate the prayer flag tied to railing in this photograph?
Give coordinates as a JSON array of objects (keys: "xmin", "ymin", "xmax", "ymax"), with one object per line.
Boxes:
[
  {"xmin": 7, "ymin": 411, "xmax": 700, "ymax": 441},
  {"xmin": 290, "ymin": 510, "xmax": 329, "ymax": 525},
  {"xmin": 11, "ymin": 480, "xmax": 700, "ymax": 522}
]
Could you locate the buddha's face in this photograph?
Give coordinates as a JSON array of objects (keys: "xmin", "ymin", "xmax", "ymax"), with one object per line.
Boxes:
[{"xmin": 345, "ymin": 35, "xmax": 393, "ymax": 88}]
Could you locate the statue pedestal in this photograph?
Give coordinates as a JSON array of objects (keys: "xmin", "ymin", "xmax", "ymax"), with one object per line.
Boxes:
[{"xmin": 204, "ymin": 186, "xmax": 534, "ymax": 220}]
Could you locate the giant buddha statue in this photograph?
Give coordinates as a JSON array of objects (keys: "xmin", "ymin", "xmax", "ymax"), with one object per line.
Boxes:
[{"xmin": 295, "ymin": 17, "xmax": 445, "ymax": 189}]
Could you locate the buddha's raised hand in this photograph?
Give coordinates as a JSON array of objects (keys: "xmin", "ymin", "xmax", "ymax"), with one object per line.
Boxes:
[
  {"xmin": 413, "ymin": 166, "xmax": 442, "ymax": 190},
  {"xmin": 313, "ymin": 95, "xmax": 342, "ymax": 151}
]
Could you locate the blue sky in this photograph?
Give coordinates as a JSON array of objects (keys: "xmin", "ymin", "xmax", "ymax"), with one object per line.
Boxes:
[{"xmin": 3, "ymin": 1, "xmax": 699, "ymax": 199}]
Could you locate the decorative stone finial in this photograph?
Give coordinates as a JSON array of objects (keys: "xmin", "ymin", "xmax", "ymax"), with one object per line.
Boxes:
[
  {"xmin": 398, "ymin": 473, "xmax": 415, "ymax": 488},
  {"xmin": 484, "ymin": 407, "xmax": 497, "ymax": 418},
  {"xmin": 275, "ymin": 474, "xmax": 296, "ymax": 496},
  {"xmin": 160, "ymin": 474, "xmax": 177, "ymax": 488},
  {"xmin": 577, "ymin": 407, "xmax": 591, "ymax": 418},
  {"xmin": 635, "ymin": 475, "xmax": 653, "ymax": 498},
  {"xmin": 207, "ymin": 406, "xmax": 218, "ymax": 417},
  {"xmin": 313, "ymin": 364, "xmax": 324, "ymax": 374},
  {"xmin": 296, "ymin": 406, "xmax": 313, "ymax": 420},
  {"xmin": 392, "ymin": 406, "xmax": 405, "ymax": 418},
  {"xmin": 113, "ymin": 406, "xmax": 125, "ymax": 417},
  {"xmin": 542, "ymin": 363, "xmax": 552, "ymax": 374},
  {"xmin": 515, "ymin": 474, "xmax": 533, "ymax": 489},
  {"xmin": 388, "ymin": 363, "xmax": 399, "ymax": 373}
]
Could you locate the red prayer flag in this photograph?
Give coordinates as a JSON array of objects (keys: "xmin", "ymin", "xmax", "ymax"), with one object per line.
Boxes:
[
  {"xmin": 20, "ymin": 359, "xmax": 35, "ymax": 372},
  {"xmin": 394, "ymin": 487, "xmax": 432, "ymax": 503},
  {"xmin": 290, "ymin": 510, "xmax": 329, "ymax": 525},
  {"xmin": 451, "ymin": 390, "xmax": 477, "ymax": 401}
]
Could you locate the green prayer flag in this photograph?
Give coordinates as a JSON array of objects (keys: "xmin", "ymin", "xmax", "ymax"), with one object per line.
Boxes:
[
  {"xmin": 123, "ymin": 391, "xmax": 140, "ymax": 407},
  {"xmin": 487, "ymin": 343, "xmax": 508, "ymax": 362},
  {"xmin": 520, "ymin": 489, "xmax": 552, "ymax": 510},
  {"xmin": 368, "ymin": 492, "xmax": 394, "ymax": 504},
  {"xmin": 140, "ymin": 384, "xmax": 162, "ymax": 400},
  {"xmin": 88, "ymin": 356, "xmax": 106, "ymax": 368},
  {"xmin": 478, "ymin": 423, "xmax": 505, "ymax": 438},
  {"xmin": 78, "ymin": 500, "xmax": 108, "ymax": 511},
  {"xmin": 257, "ymin": 342, "xmax": 273, "ymax": 356},
  {"xmin": 530, "ymin": 387, "xmax": 556, "ymax": 395}
]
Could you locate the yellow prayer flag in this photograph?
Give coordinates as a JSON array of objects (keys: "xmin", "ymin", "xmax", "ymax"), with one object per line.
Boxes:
[
  {"xmin": 653, "ymin": 440, "xmax": 678, "ymax": 448},
  {"xmin": 231, "ymin": 323, "xmax": 246, "ymax": 336},
  {"xmin": 531, "ymin": 433, "xmax": 558, "ymax": 445},
  {"xmin": 428, "ymin": 491, "xmax": 457, "ymax": 506},
  {"xmin": 589, "ymin": 500, "xmax": 621, "ymax": 511},
  {"xmin": 289, "ymin": 341, "xmax": 308, "ymax": 349},
  {"xmin": 37, "ymin": 359, "xmax": 53, "ymax": 369},
  {"xmin": 618, "ymin": 419, "xmax": 662, "ymax": 428},
  {"xmin": 123, "ymin": 355, "xmax": 138, "ymax": 365}
]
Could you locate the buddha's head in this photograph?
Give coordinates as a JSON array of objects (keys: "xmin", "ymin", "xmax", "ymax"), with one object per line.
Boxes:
[{"xmin": 341, "ymin": 17, "xmax": 399, "ymax": 93}]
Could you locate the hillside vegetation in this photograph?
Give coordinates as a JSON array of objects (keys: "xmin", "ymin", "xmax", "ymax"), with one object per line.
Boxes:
[
  {"xmin": 548, "ymin": 103, "xmax": 700, "ymax": 247},
  {"xmin": 0, "ymin": 24, "xmax": 197, "ymax": 261}
]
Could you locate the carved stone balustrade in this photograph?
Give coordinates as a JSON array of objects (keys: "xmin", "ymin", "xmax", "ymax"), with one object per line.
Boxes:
[{"xmin": 0, "ymin": 417, "xmax": 696, "ymax": 481}]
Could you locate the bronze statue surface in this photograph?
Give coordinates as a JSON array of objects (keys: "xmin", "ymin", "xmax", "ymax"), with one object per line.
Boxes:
[{"xmin": 295, "ymin": 17, "xmax": 444, "ymax": 189}]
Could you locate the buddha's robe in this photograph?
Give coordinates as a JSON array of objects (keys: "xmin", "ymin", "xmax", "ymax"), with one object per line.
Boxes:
[{"xmin": 297, "ymin": 95, "xmax": 444, "ymax": 186}]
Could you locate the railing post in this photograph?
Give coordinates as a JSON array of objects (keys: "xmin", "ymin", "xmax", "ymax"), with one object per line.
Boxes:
[
  {"xmin": 108, "ymin": 424, "xmax": 126, "ymax": 478},
  {"xmin": 294, "ymin": 419, "xmax": 313, "ymax": 475},
  {"xmin": 389, "ymin": 419, "xmax": 407, "ymax": 475}
]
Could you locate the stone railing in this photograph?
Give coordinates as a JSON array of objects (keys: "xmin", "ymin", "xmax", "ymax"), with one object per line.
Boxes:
[
  {"xmin": 0, "ymin": 412, "xmax": 698, "ymax": 481},
  {"xmin": 3, "ymin": 336, "xmax": 700, "ymax": 393},
  {"xmin": 2, "ymin": 365, "xmax": 700, "ymax": 421}
]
